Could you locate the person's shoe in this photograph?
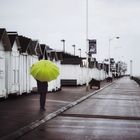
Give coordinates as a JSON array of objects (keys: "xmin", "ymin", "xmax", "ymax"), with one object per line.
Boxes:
[{"xmin": 40, "ymin": 108, "xmax": 46, "ymax": 111}]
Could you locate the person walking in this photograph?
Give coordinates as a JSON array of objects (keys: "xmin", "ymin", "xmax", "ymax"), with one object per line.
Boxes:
[
  {"xmin": 37, "ymin": 54, "xmax": 48, "ymax": 111},
  {"xmin": 37, "ymin": 79, "xmax": 48, "ymax": 111}
]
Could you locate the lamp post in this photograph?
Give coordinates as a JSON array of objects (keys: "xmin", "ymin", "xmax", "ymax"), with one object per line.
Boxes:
[
  {"xmin": 61, "ymin": 39, "xmax": 65, "ymax": 52},
  {"xmin": 78, "ymin": 48, "xmax": 81, "ymax": 57},
  {"xmin": 108, "ymin": 36, "xmax": 120, "ymax": 77},
  {"xmin": 72, "ymin": 44, "xmax": 76, "ymax": 56},
  {"xmin": 130, "ymin": 60, "xmax": 133, "ymax": 78},
  {"xmin": 86, "ymin": 0, "xmax": 89, "ymax": 91}
]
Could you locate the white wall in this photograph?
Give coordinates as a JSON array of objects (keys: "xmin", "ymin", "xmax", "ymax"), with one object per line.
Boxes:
[
  {"xmin": 29, "ymin": 55, "xmax": 38, "ymax": 92},
  {"xmin": 5, "ymin": 41, "xmax": 20, "ymax": 95},
  {"xmin": 60, "ymin": 64, "xmax": 107, "ymax": 85},
  {"xmin": 0, "ymin": 50, "xmax": 6, "ymax": 98},
  {"xmin": 48, "ymin": 60, "xmax": 61, "ymax": 92}
]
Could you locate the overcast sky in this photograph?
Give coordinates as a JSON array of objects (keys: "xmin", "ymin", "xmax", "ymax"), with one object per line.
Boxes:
[{"xmin": 0, "ymin": 0, "xmax": 140, "ymax": 76}]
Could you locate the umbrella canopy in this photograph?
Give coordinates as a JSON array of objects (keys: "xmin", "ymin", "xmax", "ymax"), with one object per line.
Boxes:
[{"xmin": 30, "ymin": 60, "xmax": 60, "ymax": 82}]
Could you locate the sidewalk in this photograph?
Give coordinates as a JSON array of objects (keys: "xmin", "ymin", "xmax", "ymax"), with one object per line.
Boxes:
[{"xmin": 0, "ymin": 80, "xmax": 110, "ymax": 139}]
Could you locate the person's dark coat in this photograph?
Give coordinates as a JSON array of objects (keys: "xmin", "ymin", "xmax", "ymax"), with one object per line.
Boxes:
[{"xmin": 37, "ymin": 80, "xmax": 48, "ymax": 93}]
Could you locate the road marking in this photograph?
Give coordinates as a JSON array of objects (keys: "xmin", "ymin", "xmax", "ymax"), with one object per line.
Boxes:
[
  {"xmin": 60, "ymin": 114, "xmax": 140, "ymax": 120},
  {"xmin": 28, "ymin": 99, "xmax": 71, "ymax": 104},
  {"xmin": 47, "ymin": 99, "xmax": 71, "ymax": 104}
]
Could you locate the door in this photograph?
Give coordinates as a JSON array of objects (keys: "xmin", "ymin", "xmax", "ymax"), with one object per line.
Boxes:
[
  {"xmin": 0, "ymin": 51, "xmax": 6, "ymax": 97},
  {"xmin": 10, "ymin": 51, "xmax": 20, "ymax": 94}
]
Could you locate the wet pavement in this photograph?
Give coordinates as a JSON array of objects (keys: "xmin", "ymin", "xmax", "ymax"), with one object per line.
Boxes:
[
  {"xmin": 0, "ymin": 81, "xmax": 108, "ymax": 140},
  {"xmin": 19, "ymin": 77, "xmax": 140, "ymax": 140},
  {"xmin": 1, "ymin": 77, "xmax": 140, "ymax": 140}
]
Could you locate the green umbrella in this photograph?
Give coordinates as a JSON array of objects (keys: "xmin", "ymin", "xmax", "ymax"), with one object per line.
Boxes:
[{"xmin": 30, "ymin": 60, "xmax": 60, "ymax": 82}]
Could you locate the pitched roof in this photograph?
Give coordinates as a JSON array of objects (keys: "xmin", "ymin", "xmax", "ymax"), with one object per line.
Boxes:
[
  {"xmin": 35, "ymin": 43, "xmax": 42, "ymax": 56},
  {"xmin": 40, "ymin": 44, "xmax": 46, "ymax": 54},
  {"xmin": 18, "ymin": 35, "xmax": 31, "ymax": 53},
  {"xmin": 40, "ymin": 44, "xmax": 53, "ymax": 52},
  {"xmin": 26, "ymin": 40, "xmax": 35, "ymax": 55},
  {"xmin": 7, "ymin": 32, "xmax": 18, "ymax": 47},
  {"xmin": 0, "ymin": 28, "xmax": 11, "ymax": 51},
  {"xmin": 0, "ymin": 28, "xmax": 5, "ymax": 40},
  {"xmin": 55, "ymin": 51, "xmax": 82, "ymax": 65},
  {"xmin": 27, "ymin": 40, "xmax": 39, "ymax": 55},
  {"xmin": 40, "ymin": 44, "xmax": 55, "ymax": 60},
  {"xmin": 60, "ymin": 57, "xmax": 82, "ymax": 65}
]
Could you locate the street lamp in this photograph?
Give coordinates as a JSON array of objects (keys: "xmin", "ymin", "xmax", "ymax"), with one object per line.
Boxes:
[
  {"xmin": 72, "ymin": 44, "xmax": 76, "ymax": 56},
  {"xmin": 86, "ymin": 0, "xmax": 89, "ymax": 91},
  {"xmin": 130, "ymin": 60, "xmax": 133, "ymax": 78},
  {"xmin": 61, "ymin": 39, "xmax": 65, "ymax": 52},
  {"xmin": 108, "ymin": 36, "xmax": 120, "ymax": 77},
  {"xmin": 78, "ymin": 48, "xmax": 81, "ymax": 57}
]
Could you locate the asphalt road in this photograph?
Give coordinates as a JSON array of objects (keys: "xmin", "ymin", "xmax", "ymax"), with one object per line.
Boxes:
[
  {"xmin": 18, "ymin": 77, "xmax": 140, "ymax": 140},
  {"xmin": 0, "ymin": 80, "xmax": 108, "ymax": 140}
]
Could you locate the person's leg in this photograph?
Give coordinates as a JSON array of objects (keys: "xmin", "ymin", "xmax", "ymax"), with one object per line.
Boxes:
[{"xmin": 40, "ymin": 92, "xmax": 47, "ymax": 110}]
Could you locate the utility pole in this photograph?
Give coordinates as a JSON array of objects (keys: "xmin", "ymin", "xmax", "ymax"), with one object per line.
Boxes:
[
  {"xmin": 108, "ymin": 37, "xmax": 120, "ymax": 77},
  {"xmin": 86, "ymin": 0, "xmax": 89, "ymax": 91},
  {"xmin": 72, "ymin": 44, "xmax": 76, "ymax": 56},
  {"xmin": 130, "ymin": 60, "xmax": 133, "ymax": 79},
  {"xmin": 78, "ymin": 48, "xmax": 81, "ymax": 57},
  {"xmin": 61, "ymin": 39, "xmax": 65, "ymax": 52}
]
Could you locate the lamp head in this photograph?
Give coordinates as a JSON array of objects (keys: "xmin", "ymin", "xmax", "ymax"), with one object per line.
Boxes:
[{"xmin": 61, "ymin": 39, "xmax": 65, "ymax": 42}]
